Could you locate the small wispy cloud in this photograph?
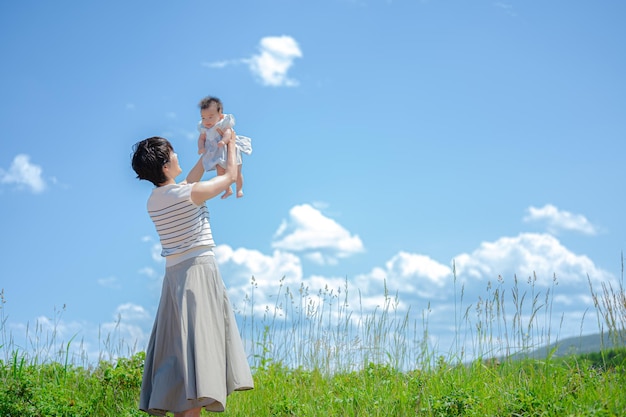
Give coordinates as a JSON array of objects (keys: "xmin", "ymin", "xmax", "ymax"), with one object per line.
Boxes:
[
  {"xmin": 97, "ymin": 276, "xmax": 121, "ymax": 289},
  {"xmin": 203, "ymin": 35, "xmax": 303, "ymax": 87},
  {"xmin": 493, "ymin": 2, "xmax": 517, "ymax": 16},
  {"xmin": 138, "ymin": 266, "xmax": 156, "ymax": 279},
  {"xmin": 0, "ymin": 154, "xmax": 46, "ymax": 193},
  {"xmin": 204, "ymin": 60, "xmax": 231, "ymax": 69},
  {"xmin": 113, "ymin": 303, "xmax": 151, "ymax": 322},
  {"xmin": 523, "ymin": 204, "xmax": 598, "ymax": 235}
]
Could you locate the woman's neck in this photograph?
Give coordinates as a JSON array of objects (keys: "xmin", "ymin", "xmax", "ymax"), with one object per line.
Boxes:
[{"xmin": 158, "ymin": 178, "xmax": 176, "ymax": 187}]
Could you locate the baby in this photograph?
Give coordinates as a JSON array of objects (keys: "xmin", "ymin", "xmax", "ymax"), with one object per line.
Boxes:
[{"xmin": 197, "ymin": 96, "xmax": 252, "ymax": 198}]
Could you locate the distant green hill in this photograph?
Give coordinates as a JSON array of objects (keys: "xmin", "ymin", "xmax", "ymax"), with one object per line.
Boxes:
[{"xmin": 511, "ymin": 331, "xmax": 626, "ymax": 360}]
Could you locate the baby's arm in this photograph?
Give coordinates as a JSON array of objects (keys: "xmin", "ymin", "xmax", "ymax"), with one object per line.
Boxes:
[
  {"xmin": 217, "ymin": 127, "xmax": 232, "ymax": 147},
  {"xmin": 197, "ymin": 131, "xmax": 206, "ymax": 154},
  {"xmin": 189, "ymin": 131, "xmax": 238, "ymax": 204}
]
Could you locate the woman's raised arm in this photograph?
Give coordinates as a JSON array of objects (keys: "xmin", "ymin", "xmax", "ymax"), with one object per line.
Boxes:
[{"xmin": 189, "ymin": 130, "xmax": 238, "ymax": 205}]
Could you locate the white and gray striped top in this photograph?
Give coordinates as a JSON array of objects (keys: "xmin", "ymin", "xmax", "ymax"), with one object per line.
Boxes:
[{"xmin": 147, "ymin": 183, "xmax": 215, "ymax": 265}]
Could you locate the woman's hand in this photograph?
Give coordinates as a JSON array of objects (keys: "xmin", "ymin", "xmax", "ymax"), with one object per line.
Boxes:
[
  {"xmin": 188, "ymin": 129, "xmax": 238, "ymax": 205},
  {"xmin": 217, "ymin": 128, "xmax": 233, "ymax": 147}
]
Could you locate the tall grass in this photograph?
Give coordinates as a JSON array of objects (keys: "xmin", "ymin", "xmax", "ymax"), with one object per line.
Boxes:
[
  {"xmin": 238, "ymin": 277, "xmax": 430, "ymax": 373},
  {"xmin": 589, "ymin": 253, "xmax": 626, "ymax": 348},
  {"xmin": 1, "ymin": 259, "xmax": 625, "ymax": 416},
  {"xmin": 238, "ymin": 265, "xmax": 615, "ymax": 373}
]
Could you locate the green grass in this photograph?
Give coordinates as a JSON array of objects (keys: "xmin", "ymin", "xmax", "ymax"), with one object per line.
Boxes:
[
  {"xmin": 0, "ymin": 347, "xmax": 624, "ymax": 416},
  {"xmin": 1, "ymin": 259, "xmax": 625, "ymax": 416},
  {"xmin": 228, "ymin": 354, "xmax": 626, "ymax": 416}
]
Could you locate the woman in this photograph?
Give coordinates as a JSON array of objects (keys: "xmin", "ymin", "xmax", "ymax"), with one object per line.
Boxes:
[{"xmin": 131, "ymin": 132, "xmax": 253, "ymax": 417}]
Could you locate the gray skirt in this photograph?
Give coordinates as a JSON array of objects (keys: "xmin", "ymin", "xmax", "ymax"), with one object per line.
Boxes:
[{"xmin": 139, "ymin": 255, "xmax": 254, "ymax": 415}]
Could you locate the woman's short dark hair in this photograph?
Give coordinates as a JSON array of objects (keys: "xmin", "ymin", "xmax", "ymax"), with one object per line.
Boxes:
[{"xmin": 131, "ymin": 137, "xmax": 173, "ymax": 186}]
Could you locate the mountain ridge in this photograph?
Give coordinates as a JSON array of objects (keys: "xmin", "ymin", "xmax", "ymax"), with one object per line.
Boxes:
[{"xmin": 510, "ymin": 331, "xmax": 626, "ymax": 360}]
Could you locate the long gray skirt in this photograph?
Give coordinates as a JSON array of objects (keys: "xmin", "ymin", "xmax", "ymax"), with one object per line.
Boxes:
[{"xmin": 139, "ymin": 255, "xmax": 254, "ymax": 415}]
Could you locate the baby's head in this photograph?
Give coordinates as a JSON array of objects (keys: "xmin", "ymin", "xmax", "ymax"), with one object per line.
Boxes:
[{"xmin": 199, "ymin": 96, "xmax": 224, "ymax": 129}]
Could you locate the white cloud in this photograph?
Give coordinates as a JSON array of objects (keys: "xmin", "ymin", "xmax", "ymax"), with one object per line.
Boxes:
[
  {"xmin": 341, "ymin": 232, "xmax": 615, "ymax": 358},
  {"xmin": 135, "ymin": 204, "xmax": 618, "ymax": 364},
  {"xmin": 386, "ymin": 252, "xmax": 451, "ymax": 284},
  {"xmin": 7, "ymin": 313, "xmax": 88, "ymax": 363},
  {"xmin": 150, "ymin": 243, "xmax": 164, "ymax": 263},
  {"xmin": 248, "ymin": 36, "xmax": 302, "ymax": 87},
  {"xmin": 272, "ymin": 204, "xmax": 364, "ymax": 264},
  {"xmin": 351, "ymin": 252, "xmax": 453, "ymax": 304},
  {"xmin": 0, "ymin": 154, "xmax": 46, "ymax": 193},
  {"xmin": 138, "ymin": 266, "xmax": 156, "ymax": 279},
  {"xmin": 304, "ymin": 251, "xmax": 339, "ymax": 266},
  {"xmin": 453, "ymin": 233, "xmax": 616, "ymax": 303},
  {"xmin": 385, "ymin": 252, "xmax": 452, "ymax": 295},
  {"xmin": 113, "ymin": 303, "xmax": 151, "ymax": 322},
  {"xmin": 98, "ymin": 303, "xmax": 153, "ymax": 357},
  {"xmin": 524, "ymin": 204, "xmax": 598, "ymax": 235},
  {"xmin": 203, "ymin": 35, "xmax": 302, "ymax": 87},
  {"xmin": 139, "ymin": 265, "xmax": 162, "ymax": 292},
  {"xmin": 215, "ymin": 245, "xmax": 303, "ymax": 286},
  {"xmin": 223, "ymin": 206, "xmax": 613, "ymax": 341},
  {"xmin": 214, "ymin": 245, "xmax": 304, "ymax": 316},
  {"xmin": 97, "ymin": 276, "xmax": 120, "ymax": 289},
  {"xmin": 494, "ymin": 2, "xmax": 517, "ymax": 16},
  {"xmin": 203, "ymin": 60, "xmax": 229, "ymax": 69},
  {"xmin": 362, "ymin": 232, "xmax": 610, "ymax": 333}
]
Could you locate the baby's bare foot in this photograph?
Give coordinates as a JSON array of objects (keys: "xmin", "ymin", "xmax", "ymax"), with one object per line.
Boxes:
[
  {"xmin": 221, "ymin": 189, "xmax": 233, "ymax": 199},
  {"xmin": 236, "ymin": 190, "xmax": 244, "ymax": 198}
]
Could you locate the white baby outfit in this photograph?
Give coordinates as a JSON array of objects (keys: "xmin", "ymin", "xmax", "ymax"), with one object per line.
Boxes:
[{"xmin": 197, "ymin": 114, "xmax": 252, "ymax": 172}]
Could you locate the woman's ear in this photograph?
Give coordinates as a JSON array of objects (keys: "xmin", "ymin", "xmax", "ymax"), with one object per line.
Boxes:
[{"xmin": 162, "ymin": 163, "xmax": 171, "ymax": 179}]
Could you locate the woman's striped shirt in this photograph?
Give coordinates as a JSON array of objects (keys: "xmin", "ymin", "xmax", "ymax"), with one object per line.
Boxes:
[{"xmin": 147, "ymin": 183, "xmax": 215, "ymax": 264}]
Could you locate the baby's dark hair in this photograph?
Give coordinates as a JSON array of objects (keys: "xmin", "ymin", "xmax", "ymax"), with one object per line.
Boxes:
[
  {"xmin": 198, "ymin": 96, "xmax": 223, "ymax": 112},
  {"xmin": 131, "ymin": 136, "xmax": 173, "ymax": 186}
]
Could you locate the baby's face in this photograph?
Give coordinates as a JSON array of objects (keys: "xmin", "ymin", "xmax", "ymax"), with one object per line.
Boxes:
[{"xmin": 200, "ymin": 103, "xmax": 223, "ymax": 128}]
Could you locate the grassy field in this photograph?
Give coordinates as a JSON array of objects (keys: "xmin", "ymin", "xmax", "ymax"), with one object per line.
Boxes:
[{"xmin": 1, "ymin": 266, "xmax": 625, "ymax": 416}]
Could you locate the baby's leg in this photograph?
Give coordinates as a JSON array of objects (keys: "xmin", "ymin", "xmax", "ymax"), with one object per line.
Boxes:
[
  {"xmin": 217, "ymin": 165, "xmax": 233, "ymax": 199},
  {"xmin": 236, "ymin": 164, "xmax": 244, "ymax": 198}
]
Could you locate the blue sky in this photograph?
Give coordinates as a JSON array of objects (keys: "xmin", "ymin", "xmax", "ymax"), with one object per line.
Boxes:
[{"xmin": 1, "ymin": 0, "xmax": 625, "ymax": 364}]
